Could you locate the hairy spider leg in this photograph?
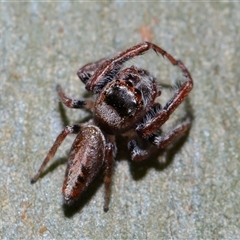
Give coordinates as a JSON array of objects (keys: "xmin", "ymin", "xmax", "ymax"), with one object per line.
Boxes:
[
  {"xmin": 152, "ymin": 118, "xmax": 191, "ymax": 148},
  {"xmin": 85, "ymin": 41, "xmax": 183, "ymax": 93},
  {"xmin": 31, "ymin": 125, "xmax": 81, "ymax": 183},
  {"xmin": 136, "ymin": 60, "xmax": 193, "ymax": 139},
  {"xmin": 128, "ymin": 140, "xmax": 158, "ymax": 162},
  {"xmin": 57, "ymin": 84, "xmax": 94, "ymax": 110},
  {"xmin": 77, "ymin": 58, "xmax": 108, "ymax": 84},
  {"xmin": 129, "ymin": 118, "xmax": 191, "ymax": 162}
]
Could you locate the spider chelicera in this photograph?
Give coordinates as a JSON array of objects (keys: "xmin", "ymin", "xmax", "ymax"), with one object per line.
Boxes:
[{"xmin": 31, "ymin": 42, "xmax": 193, "ymax": 212}]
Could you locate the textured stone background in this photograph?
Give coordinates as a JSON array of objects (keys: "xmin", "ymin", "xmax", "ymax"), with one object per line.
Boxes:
[{"xmin": 1, "ymin": 2, "xmax": 239, "ymax": 239}]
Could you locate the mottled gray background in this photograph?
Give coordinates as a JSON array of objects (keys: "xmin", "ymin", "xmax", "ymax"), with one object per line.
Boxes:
[{"xmin": 1, "ymin": 2, "xmax": 239, "ymax": 239}]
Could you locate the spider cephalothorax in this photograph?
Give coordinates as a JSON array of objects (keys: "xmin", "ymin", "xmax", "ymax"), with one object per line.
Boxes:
[
  {"xmin": 31, "ymin": 42, "xmax": 193, "ymax": 212},
  {"xmin": 94, "ymin": 66, "xmax": 159, "ymax": 134}
]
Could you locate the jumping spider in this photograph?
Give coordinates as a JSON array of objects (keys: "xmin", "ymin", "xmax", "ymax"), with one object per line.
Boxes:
[{"xmin": 31, "ymin": 42, "xmax": 193, "ymax": 212}]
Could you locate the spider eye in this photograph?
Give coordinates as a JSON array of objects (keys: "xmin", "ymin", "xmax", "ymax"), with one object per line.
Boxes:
[
  {"xmin": 104, "ymin": 85, "xmax": 138, "ymax": 117},
  {"xmin": 125, "ymin": 80, "xmax": 133, "ymax": 87}
]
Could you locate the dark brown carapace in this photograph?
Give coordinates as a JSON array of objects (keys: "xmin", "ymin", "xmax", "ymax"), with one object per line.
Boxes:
[{"xmin": 31, "ymin": 42, "xmax": 193, "ymax": 212}]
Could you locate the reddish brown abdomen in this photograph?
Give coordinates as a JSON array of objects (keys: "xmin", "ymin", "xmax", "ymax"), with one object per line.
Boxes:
[{"xmin": 62, "ymin": 125, "xmax": 105, "ymax": 205}]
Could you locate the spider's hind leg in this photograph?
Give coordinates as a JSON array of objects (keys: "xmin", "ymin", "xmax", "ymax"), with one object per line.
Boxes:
[{"xmin": 31, "ymin": 124, "xmax": 81, "ymax": 183}]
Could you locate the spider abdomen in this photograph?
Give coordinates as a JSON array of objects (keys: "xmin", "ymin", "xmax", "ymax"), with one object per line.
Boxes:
[{"xmin": 62, "ymin": 125, "xmax": 105, "ymax": 205}]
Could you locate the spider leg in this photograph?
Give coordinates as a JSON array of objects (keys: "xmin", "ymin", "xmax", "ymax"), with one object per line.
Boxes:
[
  {"xmin": 31, "ymin": 124, "xmax": 81, "ymax": 183},
  {"xmin": 128, "ymin": 118, "xmax": 191, "ymax": 161},
  {"xmin": 103, "ymin": 142, "xmax": 116, "ymax": 212},
  {"xmin": 57, "ymin": 84, "xmax": 94, "ymax": 110},
  {"xmin": 77, "ymin": 58, "xmax": 108, "ymax": 84},
  {"xmin": 136, "ymin": 60, "xmax": 193, "ymax": 139},
  {"xmin": 86, "ymin": 41, "xmax": 188, "ymax": 93},
  {"xmin": 128, "ymin": 139, "xmax": 157, "ymax": 162},
  {"xmin": 151, "ymin": 118, "xmax": 191, "ymax": 148}
]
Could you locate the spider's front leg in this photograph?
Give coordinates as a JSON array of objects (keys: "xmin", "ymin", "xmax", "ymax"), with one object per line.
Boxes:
[
  {"xmin": 129, "ymin": 45, "xmax": 193, "ymax": 160},
  {"xmin": 136, "ymin": 60, "xmax": 193, "ymax": 139},
  {"xmin": 131, "ymin": 58, "xmax": 193, "ymax": 159},
  {"xmin": 85, "ymin": 43, "xmax": 152, "ymax": 93},
  {"xmin": 133, "ymin": 59, "xmax": 193, "ymax": 156},
  {"xmin": 85, "ymin": 41, "xmax": 184, "ymax": 93},
  {"xmin": 77, "ymin": 58, "xmax": 108, "ymax": 84}
]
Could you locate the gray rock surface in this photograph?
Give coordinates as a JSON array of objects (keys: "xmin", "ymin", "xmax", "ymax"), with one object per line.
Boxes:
[{"xmin": 1, "ymin": 2, "xmax": 239, "ymax": 239}]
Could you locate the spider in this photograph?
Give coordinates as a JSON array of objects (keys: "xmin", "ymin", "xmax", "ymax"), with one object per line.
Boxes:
[{"xmin": 31, "ymin": 42, "xmax": 193, "ymax": 212}]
